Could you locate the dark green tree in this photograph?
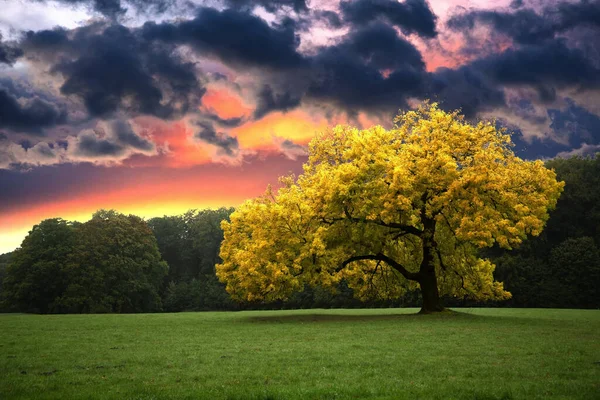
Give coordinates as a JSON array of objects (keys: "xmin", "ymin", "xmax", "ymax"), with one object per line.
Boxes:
[
  {"xmin": 546, "ymin": 237, "xmax": 600, "ymax": 308},
  {"xmin": 57, "ymin": 210, "xmax": 168, "ymax": 313},
  {"xmin": 0, "ymin": 252, "xmax": 13, "ymax": 301},
  {"xmin": 149, "ymin": 208, "xmax": 234, "ymax": 311},
  {"xmin": 492, "ymin": 155, "xmax": 600, "ymax": 308},
  {"xmin": 188, "ymin": 208, "xmax": 235, "ymax": 276},
  {"xmin": 147, "ymin": 215, "xmax": 194, "ymax": 283},
  {"xmin": 1, "ymin": 219, "xmax": 76, "ymax": 313},
  {"xmin": 544, "ymin": 155, "xmax": 600, "ymax": 244},
  {"xmin": 493, "ymin": 255, "xmax": 547, "ymax": 307}
]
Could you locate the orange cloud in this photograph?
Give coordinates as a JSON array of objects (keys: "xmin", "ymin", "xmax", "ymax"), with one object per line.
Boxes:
[
  {"xmin": 201, "ymin": 87, "xmax": 252, "ymax": 120},
  {"xmin": 233, "ymin": 109, "xmax": 331, "ymax": 150},
  {"xmin": 131, "ymin": 118, "xmax": 213, "ymax": 168}
]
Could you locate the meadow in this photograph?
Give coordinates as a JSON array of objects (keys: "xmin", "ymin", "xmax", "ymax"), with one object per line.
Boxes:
[{"xmin": 1, "ymin": 308, "xmax": 598, "ymax": 400}]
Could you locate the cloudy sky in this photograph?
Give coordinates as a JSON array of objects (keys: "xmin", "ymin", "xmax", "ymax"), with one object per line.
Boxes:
[{"xmin": 1, "ymin": 0, "xmax": 600, "ymax": 253}]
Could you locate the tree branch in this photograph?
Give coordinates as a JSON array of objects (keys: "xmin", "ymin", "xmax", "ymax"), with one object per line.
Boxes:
[
  {"xmin": 343, "ymin": 206, "xmax": 422, "ymax": 236},
  {"xmin": 338, "ymin": 253, "xmax": 419, "ymax": 281}
]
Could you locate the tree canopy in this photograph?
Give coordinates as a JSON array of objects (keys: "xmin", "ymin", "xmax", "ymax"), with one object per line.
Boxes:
[
  {"xmin": 217, "ymin": 103, "xmax": 564, "ymax": 313},
  {"xmin": 1, "ymin": 210, "xmax": 168, "ymax": 313},
  {"xmin": 1, "ymin": 218, "xmax": 76, "ymax": 313}
]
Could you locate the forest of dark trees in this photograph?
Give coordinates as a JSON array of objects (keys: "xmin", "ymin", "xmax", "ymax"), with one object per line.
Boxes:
[{"xmin": 1, "ymin": 156, "xmax": 599, "ymax": 313}]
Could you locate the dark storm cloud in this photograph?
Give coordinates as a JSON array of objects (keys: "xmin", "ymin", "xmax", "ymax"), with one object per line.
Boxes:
[
  {"xmin": 22, "ymin": 23, "xmax": 204, "ymax": 119},
  {"xmin": 341, "ymin": 23, "xmax": 425, "ymax": 71},
  {"xmin": 224, "ymin": 21, "xmax": 429, "ymax": 117},
  {"xmin": 305, "ymin": 23, "xmax": 426, "ymax": 112},
  {"xmin": 204, "ymin": 113, "xmax": 246, "ymax": 128},
  {"xmin": 0, "ymin": 85, "xmax": 67, "ymax": 135},
  {"xmin": 15, "ymin": 4, "xmax": 429, "ymax": 123},
  {"xmin": 21, "ymin": 28, "xmax": 70, "ymax": 57},
  {"xmin": 202, "ymin": 21, "xmax": 429, "ymax": 117},
  {"xmin": 21, "ymin": 5, "xmax": 431, "ymax": 120},
  {"xmin": 307, "ymin": 51, "xmax": 424, "ymax": 111},
  {"xmin": 111, "ymin": 120, "xmax": 154, "ymax": 152},
  {"xmin": 125, "ymin": 0, "xmax": 175, "ymax": 14},
  {"xmin": 254, "ymin": 85, "xmax": 302, "ymax": 119},
  {"xmin": 471, "ymin": 40, "xmax": 600, "ymax": 89},
  {"xmin": 75, "ymin": 130, "xmax": 124, "ymax": 156},
  {"xmin": 424, "ymin": 37, "xmax": 600, "ymax": 119},
  {"xmin": 447, "ymin": 0, "xmax": 600, "ymax": 44},
  {"xmin": 0, "ymin": 35, "xmax": 23, "ymax": 65},
  {"xmin": 142, "ymin": 7, "xmax": 305, "ymax": 70},
  {"xmin": 510, "ymin": 0, "xmax": 523, "ymax": 8},
  {"xmin": 429, "ymin": 67, "xmax": 506, "ymax": 118},
  {"xmin": 340, "ymin": 0, "xmax": 438, "ymax": 38},
  {"xmin": 86, "ymin": 0, "xmax": 124, "ymax": 17},
  {"xmin": 224, "ymin": 0, "xmax": 308, "ymax": 13},
  {"xmin": 448, "ymin": 8, "xmax": 553, "ymax": 44},
  {"xmin": 71, "ymin": 119, "xmax": 155, "ymax": 158},
  {"xmin": 195, "ymin": 121, "xmax": 239, "ymax": 156}
]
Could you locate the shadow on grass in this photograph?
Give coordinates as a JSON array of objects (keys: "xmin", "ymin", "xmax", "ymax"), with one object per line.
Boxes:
[
  {"xmin": 245, "ymin": 309, "xmax": 472, "ymax": 323},
  {"xmin": 243, "ymin": 309, "xmax": 554, "ymax": 326}
]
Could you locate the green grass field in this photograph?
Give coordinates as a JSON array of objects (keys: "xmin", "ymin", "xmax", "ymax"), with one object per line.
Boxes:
[{"xmin": 1, "ymin": 308, "xmax": 598, "ymax": 400}]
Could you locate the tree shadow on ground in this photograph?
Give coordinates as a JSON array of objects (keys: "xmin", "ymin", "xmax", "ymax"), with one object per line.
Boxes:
[{"xmin": 244, "ymin": 309, "xmax": 471, "ymax": 323}]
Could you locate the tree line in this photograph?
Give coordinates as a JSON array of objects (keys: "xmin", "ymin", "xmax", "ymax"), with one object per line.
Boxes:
[
  {"xmin": 1, "ymin": 210, "xmax": 167, "ymax": 313},
  {"xmin": 1, "ymin": 155, "xmax": 599, "ymax": 313}
]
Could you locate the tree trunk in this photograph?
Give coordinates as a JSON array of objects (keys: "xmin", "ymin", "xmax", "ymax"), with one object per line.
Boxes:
[
  {"xmin": 418, "ymin": 267, "xmax": 444, "ymax": 313},
  {"xmin": 418, "ymin": 219, "xmax": 445, "ymax": 313}
]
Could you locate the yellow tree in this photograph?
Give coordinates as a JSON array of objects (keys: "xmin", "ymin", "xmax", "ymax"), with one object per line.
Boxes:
[{"xmin": 217, "ymin": 103, "xmax": 564, "ymax": 313}]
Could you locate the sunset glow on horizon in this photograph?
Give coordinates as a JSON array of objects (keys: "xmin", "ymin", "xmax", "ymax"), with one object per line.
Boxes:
[{"xmin": 0, "ymin": 153, "xmax": 306, "ymax": 253}]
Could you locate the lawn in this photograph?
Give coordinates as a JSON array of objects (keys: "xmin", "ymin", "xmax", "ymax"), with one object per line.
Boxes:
[{"xmin": 0, "ymin": 308, "xmax": 598, "ymax": 399}]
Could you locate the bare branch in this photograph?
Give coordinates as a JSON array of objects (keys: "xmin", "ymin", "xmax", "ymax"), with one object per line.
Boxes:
[
  {"xmin": 390, "ymin": 231, "xmax": 412, "ymax": 241},
  {"xmin": 343, "ymin": 206, "xmax": 422, "ymax": 236},
  {"xmin": 338, "ymin": 253, "xmax": 419, "ymax": 281}
]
